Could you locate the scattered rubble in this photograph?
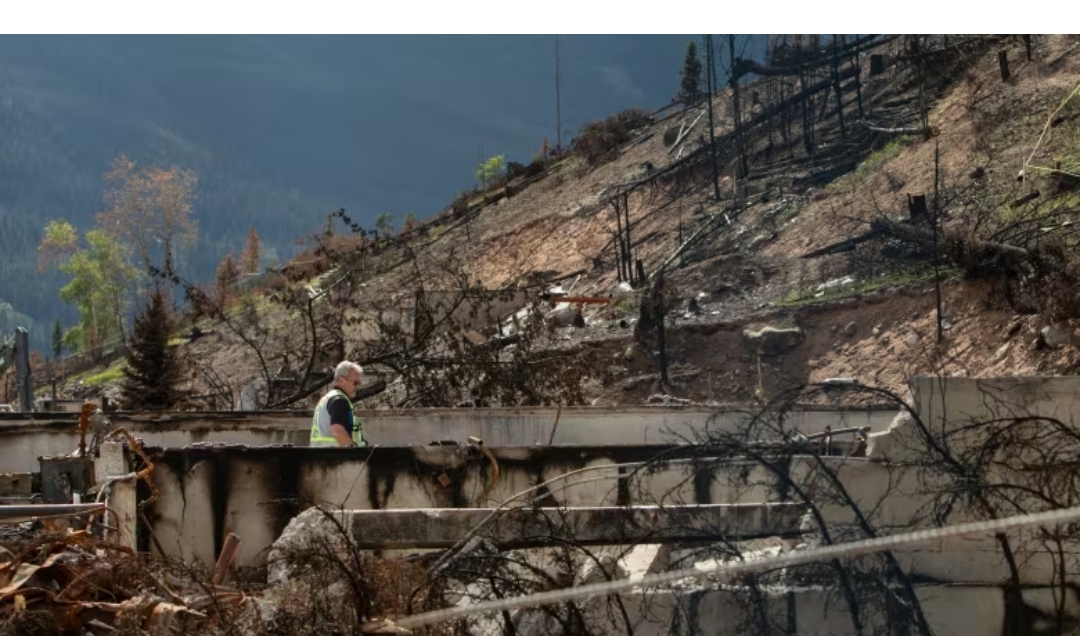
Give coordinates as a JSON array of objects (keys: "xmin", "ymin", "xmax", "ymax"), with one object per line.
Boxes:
[{"xmin": 546, "ymin": 304, "xmax": 584, "ymax": 328}]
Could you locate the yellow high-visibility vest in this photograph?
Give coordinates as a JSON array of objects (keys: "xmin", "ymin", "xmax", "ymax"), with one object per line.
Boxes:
[{"xmin": 309, "ymin": 389, "xmax": 364, "ymax": 447}]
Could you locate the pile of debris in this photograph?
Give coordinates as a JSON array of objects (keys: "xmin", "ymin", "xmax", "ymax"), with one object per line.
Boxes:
[
  {"xmin": 0, "ymin": 522, "xmax": 455, "ymax": 636},
  {"xmin": 0, "ymin": 529, "xmax": 248, "ymax": 635}
]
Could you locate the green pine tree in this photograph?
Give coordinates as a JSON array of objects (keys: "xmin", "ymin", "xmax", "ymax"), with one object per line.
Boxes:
[
  {"xmin": 678, "ymin": 41, "xmax": 704, "ymax": 106},
  {"xmin": 121, "ymin": 287, "xmax": 185, "ymax": 410}
]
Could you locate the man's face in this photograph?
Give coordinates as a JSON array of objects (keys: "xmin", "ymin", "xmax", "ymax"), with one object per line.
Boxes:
[{"xmin": 340, "ymin": 371, "xmax": 362, "ymax": 394}]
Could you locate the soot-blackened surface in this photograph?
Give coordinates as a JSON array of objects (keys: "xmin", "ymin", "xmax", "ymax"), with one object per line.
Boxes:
[
  {"xmin": 253, "ymin": 453, "xmax": 304, "ymax": 547},
  {"xmin": 146, "ymin": 444, "xmax": 697, "ymax": 555},
  {"xmin": 693, "ymin": 463, "xmax": 713, "ymax": 504}
]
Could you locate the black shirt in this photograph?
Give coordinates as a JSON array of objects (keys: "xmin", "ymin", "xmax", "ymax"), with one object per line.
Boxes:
[{"xmin": 327, "ymin": 394, "xmax": 353, "ymax": 437}]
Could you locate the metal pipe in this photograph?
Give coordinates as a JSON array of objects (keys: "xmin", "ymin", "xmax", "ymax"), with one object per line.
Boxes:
[
  {"xmin": 797, "ymin": 425, "xmax": 870, "ymax": 441},
  {"xmin": 0, "ymin": 503, "xmax": 106, "ymax": 519}
]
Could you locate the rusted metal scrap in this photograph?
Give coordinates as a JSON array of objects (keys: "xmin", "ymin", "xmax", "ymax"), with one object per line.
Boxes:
[
  {"xmin": 78, "ymin": 402, "xmax": 95, "ymax": 458},
  {"xmin": 101, "ymin": 427, "xmax": 159, "ymax": 509}
]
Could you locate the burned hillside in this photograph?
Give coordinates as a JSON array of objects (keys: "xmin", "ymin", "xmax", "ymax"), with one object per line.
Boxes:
[{"xmin": 22, "ymin": 34, "xmax": 1080, "ymax": 412}]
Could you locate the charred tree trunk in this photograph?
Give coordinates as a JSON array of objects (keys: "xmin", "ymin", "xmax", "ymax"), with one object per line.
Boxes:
[
  {"xmin": 850, "ymin": 35, "xmax": 865, "ymax": 118},
  {"xmin": 911, "ymin": 35, "xmax": 930, "ymax": 133},
  {"xmin": 832, "ymin": 35, "xmax": 846, "ymax": 137},
  {"xmin": 779, "ymin": 77, "xmax": 792, "ymax": 152},
  {"xmin": 765, "ymin": 79, "xmax": 775, "ymax": 157},
  {"xmin": 800, "ymin": 67, "xmax": 813, "ymax": 153},
  {"xmin": 797, "ymin": 36, "xmax": 815, "ymax": 155},
  {"xmin": 869, "ymin": 53, "xmax": 885, "ymax": 76},
  {"xmin": 818, "ymin": 77, "xmax": 831, "ymax": 121},
  {"xmin": 623, "ymin": 193, "xmax": 633, "ymax": 285},
  {"xmin": 705, "ymin": 34, "xmax": 722, "ymax": 201},
  {"xmin": 635, "ymin": 272, "xmax": 670, "ymax": 390},
  {"xmin": 729, "ymin": 35, "xmax": 748, "ymax": 177},
  {"xmin": 612, "ymin": 199, "xmax": 627, "ymax": 282}
]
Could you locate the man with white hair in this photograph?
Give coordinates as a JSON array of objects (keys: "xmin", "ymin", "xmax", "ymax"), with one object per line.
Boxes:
[{"xmin": 309, "ymin": 361, "xmax": 366, "ymax": 447}]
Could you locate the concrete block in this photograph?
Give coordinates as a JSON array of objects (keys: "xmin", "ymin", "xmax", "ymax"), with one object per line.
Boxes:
[
  {"xmin": 618, "ymin": 543, "xmax": 673, "ymax": 578},
  {"xmin": 912, "ymin": 375, "xmax": 1080, "ymax": 443},
  {"xmin": 95, "ymin": 441, "xmax": 128, "ymax": 480},
  {"xmin": 94, "ymin": 442, "xmax": 136, "ymax": 552},
  {"xmin": 108, "ymin": 478, "xmax": 138, "ymax": 552}
]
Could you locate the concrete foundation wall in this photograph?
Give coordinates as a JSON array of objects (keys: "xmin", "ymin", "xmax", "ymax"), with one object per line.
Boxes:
[
  {"xmin": 668, "ymin": 584, "xmax": 1079, "ymax": 636},
  {"xmin": 146, "ymin": 444, "xmax": 806, "ymax": 566},
  {"xmin": 67, "ymin": 374, "xmax": 1080, "ymax": 636},
  {"xmin": 142, "ymin": 438, "xmax": 1080, "ymax": 580},
  {"xmin": 912, "ymin": 375, "xmax": 1080, "ymax": 431},
  {"xmin": 0, "ymin": 405, "xmax": 896, "ymax": 472}
]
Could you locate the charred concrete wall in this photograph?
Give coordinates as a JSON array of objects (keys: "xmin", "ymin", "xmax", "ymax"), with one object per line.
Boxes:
[
  {"xmin": 0, "ymin": 405, "xmax": 896, "ymax": 472},
  {"xmin": 142, "ymin": 443, "xmax": 843, "ymax": 567}
]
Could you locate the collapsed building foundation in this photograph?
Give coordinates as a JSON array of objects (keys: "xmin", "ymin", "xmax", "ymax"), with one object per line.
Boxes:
[{"xmin": 4, "ymin": 376, "xmax": 1080, "ymax": 635}]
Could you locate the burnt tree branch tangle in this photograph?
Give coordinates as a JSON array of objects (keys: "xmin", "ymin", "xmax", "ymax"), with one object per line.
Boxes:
[
  {"xmin": 372, "ymin": 504, "xmax": 1080, "ymax": 633},
  {"xmin": 367, "ymin": 377, "xmax": 1080, "ymax": 634}
]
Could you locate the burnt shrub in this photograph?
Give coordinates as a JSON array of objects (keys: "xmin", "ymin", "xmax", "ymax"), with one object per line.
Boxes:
[{"xmin": 572, "ymin": 108, "xmax": 653, "ymax": 167}]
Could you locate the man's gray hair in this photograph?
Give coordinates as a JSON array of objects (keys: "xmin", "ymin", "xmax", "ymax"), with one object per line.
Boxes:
[{"xmin": 334, "ymin": 360, "xmax": 363, "ymax": 380}]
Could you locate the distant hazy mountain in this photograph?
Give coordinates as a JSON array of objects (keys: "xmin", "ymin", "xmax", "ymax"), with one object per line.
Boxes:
[{"xmin": 0, "ymin": 35, "xmax": 763, "ymax": 347}]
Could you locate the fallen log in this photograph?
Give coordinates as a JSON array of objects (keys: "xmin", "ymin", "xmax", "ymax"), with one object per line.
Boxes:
[
  {"xmin": 802, "ymin": 214, "xmax": 1037, "ymax": 276},
  {"xmin": 650, "ymin": 210, "xmax": 730, "ymax": 282},
  {"xmin": 1011, "ymin": 190, "xmax": 1041, "ymax": 208},
  {"xmin": 857, "ymin": 121, "xmax": 938, "ymax": 137},
  {"xmin": 667, "ymin": 107, "xmax": 707, "ymax": 153},
  {"xmin": 869, "ymin": 217, "xmax": 1032, "ymax": 274},
  {"xmin": 799, "ymin": 228, "xmax": 882, "ymax": 259}
]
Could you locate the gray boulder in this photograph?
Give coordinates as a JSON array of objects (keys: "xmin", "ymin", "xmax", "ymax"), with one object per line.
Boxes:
[{"xmin": 1041, "ymin": 326, "xmax": 1075, "ymax": 349}]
